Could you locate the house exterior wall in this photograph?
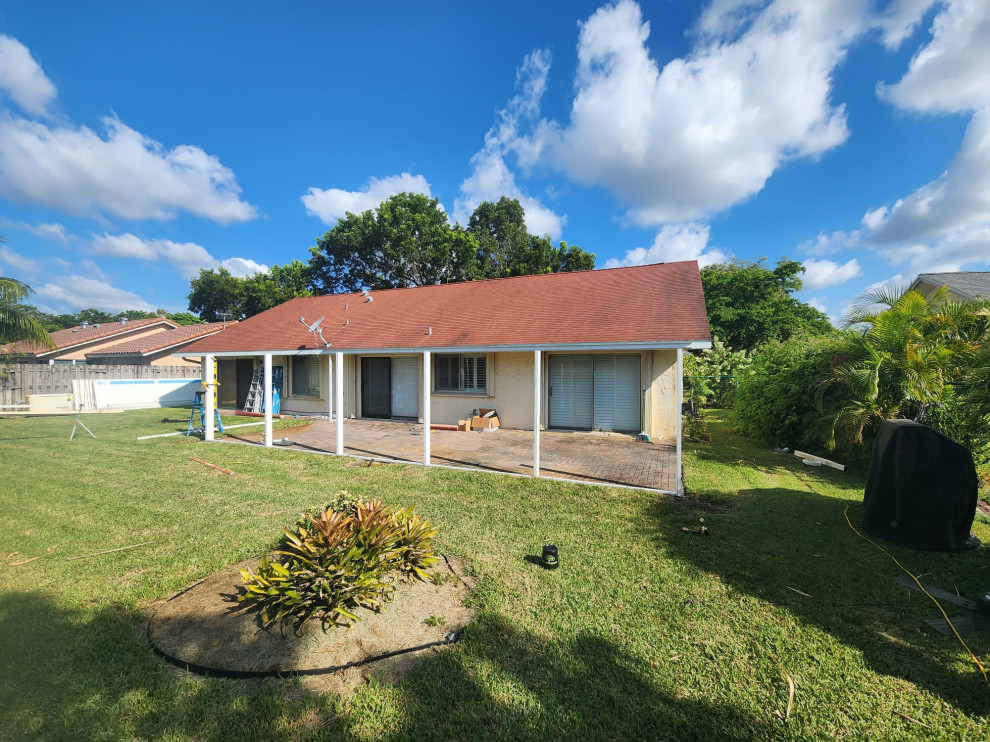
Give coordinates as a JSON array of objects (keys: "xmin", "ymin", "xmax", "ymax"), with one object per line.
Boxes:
[
  {"xmin": 430, "ymin": 351, "xmax": 533, "ymax": 428},
  {"xmin": 216, "ymin": 348, "xmax": 677, "ymax": 438},
  {"xmin": 91, "ymin": 351, "xmax": 202, "ymax": 367},
  {"xmin": 148, "ymin": 352, "xmax": 201, "ymax": 367},
  {"xmin": 647, "ymin": 349, "xmax": 678, "ymax": 441}
]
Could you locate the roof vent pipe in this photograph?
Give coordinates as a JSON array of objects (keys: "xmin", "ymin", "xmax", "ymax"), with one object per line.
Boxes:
[
  {"xmin": 345, "ymin": 318, "xmax": 349, "ymax": 326},
  {"xmin": 428, "ymin": 327, "xmax": 432, "ymax": 335}
]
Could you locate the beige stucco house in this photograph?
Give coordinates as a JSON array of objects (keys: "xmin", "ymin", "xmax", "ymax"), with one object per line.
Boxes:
[{"xmin": 180, "ymin": 261, "xmax": 712, "ymax": 494}]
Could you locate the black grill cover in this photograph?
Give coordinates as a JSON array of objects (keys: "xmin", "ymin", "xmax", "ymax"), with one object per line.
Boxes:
[{"xmin": 863, "ymin": 420, "xmax": 977, "ymax": 550}]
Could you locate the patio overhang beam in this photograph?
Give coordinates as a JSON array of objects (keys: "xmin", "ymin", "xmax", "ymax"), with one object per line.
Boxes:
[{"xmin": 173, "ymin": 339, "xmax": 712, "ymax": 359}]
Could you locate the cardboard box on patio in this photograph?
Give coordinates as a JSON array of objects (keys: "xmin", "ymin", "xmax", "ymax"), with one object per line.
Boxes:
[
  {"xmin": 471, "ymin": 408, "xmax": 499, "ymax": 431},
  {"xmin": 457, "ymin": 419, "xmax": 471, "ymax": 432}
]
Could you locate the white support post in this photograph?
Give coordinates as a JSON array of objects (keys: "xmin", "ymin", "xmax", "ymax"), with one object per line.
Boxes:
[
  {"xmin": 204, "ymin": 354, "xmax": 215, "ymax": 441},
  {"xmin": 335, "ymin": 351, "xmax": 344, "ymax": 455},
  {"xmin": 422, "ymin": 351, "xmax": 431, "ymax": 465},
  {"xmin": 326, "ymin": 354, "xmax": 333, "ymax": 419},
  {"xmin": 533, "ymin": 350, "xmax": 541, "ymax": 478},
  {"xmin": 263, "ymin": 353, "xmax": 273, "ymax": 448},
  {"xmin": 676, "ymin": 348, "xmax": 683, "ymax": 495}
]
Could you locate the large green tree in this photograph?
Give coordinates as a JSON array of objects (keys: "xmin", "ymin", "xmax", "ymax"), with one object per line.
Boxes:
[
  {"xmin": 309, "ymin": 194, "xmax": 596, "ymax": 293},
  {"xmin": 309, "ymin": 193, "xmax": 478, "ymax": 293},
  {"xmin": 467, "ymin": 196, "xmax": 531, "ymax": 277},
  {"xmin": 187, "ymin": 267, "xmax": 246, "ymax": 321},
  {"xmin": 701, "ymin": 258, "xmax": 832, "ymax": 352},
  {"xmin": 467, "ymin": 197, "xmax": 595, "ymax": 278},
  {"xmin": 242, "ymin": 260, "xmax": 312, "ymax": 317}
]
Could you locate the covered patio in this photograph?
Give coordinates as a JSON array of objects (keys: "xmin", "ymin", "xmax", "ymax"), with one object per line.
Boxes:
[{"xmin": 227, "ymin": 417, "xmax": 679, "ymax": 492}]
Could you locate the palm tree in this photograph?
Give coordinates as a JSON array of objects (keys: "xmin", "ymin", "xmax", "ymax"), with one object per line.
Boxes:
[
  {"xmin": 827, "ymin": 286, "xmax": 989, "ymax": 445},
  {"xmin": 0, "ymin": 238, "xmax": 55, "ymax": 350}
]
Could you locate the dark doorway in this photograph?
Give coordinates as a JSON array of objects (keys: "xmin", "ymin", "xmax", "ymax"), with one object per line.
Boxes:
[
  {"xmin": 217, "ymin": 360, "xmax": 237, "ymax": 408},
  {"xmin": 235, "ymin": 359, "xmax": 255, "ymax": 411},
  {"xmin": 361, "ymin": 357, "xmax": 391, "ymax": 418}
]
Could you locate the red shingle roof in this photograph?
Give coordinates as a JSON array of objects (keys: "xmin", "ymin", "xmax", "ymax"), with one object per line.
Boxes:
[
  {"xmin": 182, "ymin": 263, "xmax": 711, "ymax": 355},
  {"xmin": 1, "ymin": 316, "xmax": 177, "ymax": 357},
  {"xmin": 85, "ymin": 322, "xmax": 231, "ymax": 357}
]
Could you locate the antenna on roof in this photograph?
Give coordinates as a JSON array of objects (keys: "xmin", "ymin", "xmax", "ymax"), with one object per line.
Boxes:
[
  {"xmin": 299, "ymin": 316, "xmax": 331, "ymax": 348},
  {"xmin": 219, "ymin": 309, "xmax": 233, "ymax": 330}
]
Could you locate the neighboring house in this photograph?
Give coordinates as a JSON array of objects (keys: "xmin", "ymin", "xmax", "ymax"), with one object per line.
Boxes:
[
  {"xmin": 0, "ymin": 316, "xmax": 180, "ymax": 364},
  {"xmin": 909, "ymin": 272, "xmax": 990, "ymax": 302},
  {"xmin": 84, "ymin": 322, "xmax": 231, "ymax": 366},
  {"xmin": 181, "ymin": 261, "xmax": 712, "ymax": 493}
]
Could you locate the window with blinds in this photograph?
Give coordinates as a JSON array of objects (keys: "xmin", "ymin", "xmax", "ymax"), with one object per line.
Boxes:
[
  {"xmin": 435, "ymin": 354, "xmax": 487, "ymax": 393},
  {"xmin": 291, "ymin": 356, "xmax": 322, "ymax": 398}
]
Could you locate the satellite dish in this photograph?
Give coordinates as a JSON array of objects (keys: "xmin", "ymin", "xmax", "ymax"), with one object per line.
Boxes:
[
  {"xmin": 299, "ymin": 315, "xmax": 324, "ymax": 332},
  {"xmin": 298, "ymin": 316, "xmax": 331, "ymax": 348}
]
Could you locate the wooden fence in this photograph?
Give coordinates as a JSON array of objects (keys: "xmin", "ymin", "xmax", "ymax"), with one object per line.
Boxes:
[{"xmin": 0, "ymin": 363, "xmax": 201, "ymax": 406}]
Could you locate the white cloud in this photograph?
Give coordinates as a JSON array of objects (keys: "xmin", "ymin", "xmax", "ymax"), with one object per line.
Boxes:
[
  {"xmin": 0, "ymin": 244, "xmax": 38, "ymax": 273},
  {"xmin": 35, "ymin": 275, "xmax": 157, "ymax": 313},
  {"xmin": 0, "ymin": 35, "xmax": 56, "ymax": 117},
  {"xmin": 91, "ymin": 232, "xmax": 157, "ymax": 261},
  {"xmin": 90, "ymin": 232, "xmax": 266, "ymax": 278},
  {"xmin": 866, "ymin": 110, "xmax": 990, "ymax": 244},
  {"xmin": 0, "ymin": 218, "xmax": 70, "ymax": 242},
  {"xmin": 522, "ymin": 0, "xmax": 862, "ymax": 225},
  {"xmin": 806, "ymin": 296, "xmax": 828, "ymax": 314},
  {"xmin": 0, "ymin": 115, "xmax": 257, "ymax": 223},
  {"xmin": 220, "ymin": 257, "xmax": 268, "ymax": 278},
  {"xmin": 876, "ymin": 225, "xmax": 990, "ymax": 274},
  {"xmin": 861, "ymin": 1, "xmax": 990, "ymax": 276},
  {"xmin": 455, "ymin": 50, "xmax": 565, "ymax": 238},
  {"xmin": 800, "ymin": 257, "xmax": 862, "ymax": 289},
  {"xmin": 24, "ymin": 221, "xmax": 68, "ymax": 242},
  {"xmin": 80, "ymin": 258, "xmax": 109, "ymax": 283},
  {"xmin": 797, "ymin": 229, "xmax": 857, "ymax": 256},
  {"xmin": 604, "ymin": 222, "xmax": 728, "ymax": 269},
  {"xmin": 302, "ymin": 173, "xmax": 433, "ymax": 225},
  {"xmin": 874, "ymin": 0, "xmax": 939, "ymax": 50},
  {"xmin": 878, "ymin": 0, "xmax": 990, "ymax": 113}
]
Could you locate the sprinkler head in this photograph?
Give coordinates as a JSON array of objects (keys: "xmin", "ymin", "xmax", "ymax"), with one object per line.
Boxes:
[{"xmin": 541, "ymin": 544, "xmax": 559, "ymax": 570}]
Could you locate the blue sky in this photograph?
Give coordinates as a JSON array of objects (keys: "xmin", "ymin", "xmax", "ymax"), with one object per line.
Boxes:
[{"xmin": 0, "ymin": 0, "xmax": 987, "ymax": 324}]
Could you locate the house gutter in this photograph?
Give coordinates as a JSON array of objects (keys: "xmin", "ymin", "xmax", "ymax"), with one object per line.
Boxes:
[{"xmin": 173, "ymin": 339, "xmax": 713, "ymax": 359}]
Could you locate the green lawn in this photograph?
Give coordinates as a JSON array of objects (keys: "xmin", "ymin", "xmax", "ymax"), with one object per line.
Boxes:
[{"xmin": 1, "ymin": 409, "xmax": 988, "ymax": 740}]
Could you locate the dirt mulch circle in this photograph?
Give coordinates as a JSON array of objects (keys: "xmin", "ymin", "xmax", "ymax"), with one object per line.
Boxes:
[{"xmin": 148, "ymin": 555, "xmax": 476, "ymax": 685}]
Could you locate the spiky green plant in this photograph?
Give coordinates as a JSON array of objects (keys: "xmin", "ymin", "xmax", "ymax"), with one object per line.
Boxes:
[
  {"xmin": 240, "ymin": 498, "xmax": 438, "ymax": 630},
  {"xmin": 827, "ymin": 286, "xmax": 990, "ymax": 445}
]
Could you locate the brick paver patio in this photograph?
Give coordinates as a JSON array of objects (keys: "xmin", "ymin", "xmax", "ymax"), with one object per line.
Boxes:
[{"xmin": 231, "ymin": 418, "xmax": 678, "ymax": 492}]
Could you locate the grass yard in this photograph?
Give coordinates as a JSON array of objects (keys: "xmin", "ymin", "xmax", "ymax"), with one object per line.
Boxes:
[{"xmin": 1, "ymin": 409, "xmax": 988, "ymax": 740}]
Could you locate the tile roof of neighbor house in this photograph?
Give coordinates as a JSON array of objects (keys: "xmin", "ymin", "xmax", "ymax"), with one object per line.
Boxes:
[
  {"xmin": 913, "ymin": 272, "xmax": 990, "ymax": 300},
  {"xmin": 181, "ymin": 261, "xmax": 712, "ymax": 356},
  {"xmin": 85, "ymin": 322, "xmax": 232, "ymax": 357},
  {"xmin": 1, "ymin": 316, "xmax": 177, "ymax": 357}
]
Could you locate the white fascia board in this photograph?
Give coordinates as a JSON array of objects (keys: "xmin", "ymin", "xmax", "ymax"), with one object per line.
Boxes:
[
  {"xmin": 173, "ymin": 348, "xmax": 329, "ymax": 358},
  {"xmin": 175, "ymin": 339, "xmax": 712, "ymax": 358},
  {"xmin": 130, "ymin": 330, "xmax": 223, "ymax": 356}
]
